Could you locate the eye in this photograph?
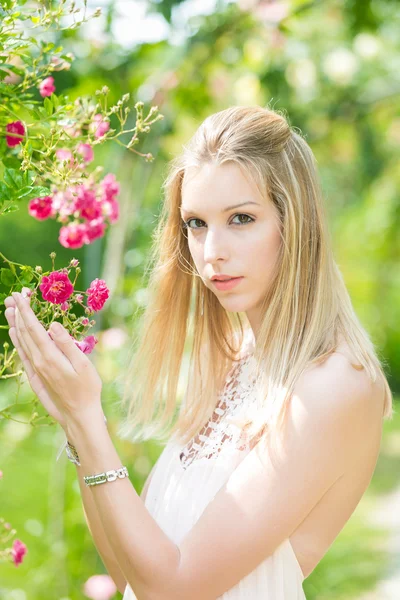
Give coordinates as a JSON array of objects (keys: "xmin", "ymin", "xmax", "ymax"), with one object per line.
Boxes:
[{"xmin": 182, "ymin": 213, "xmax": 255, "ymax": 230}]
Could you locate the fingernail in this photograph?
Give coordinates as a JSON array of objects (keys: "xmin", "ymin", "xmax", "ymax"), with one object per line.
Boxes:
[
  {"xmin": 21, "ymin": 290, "xmax": 28, "ymax": 298},
  {"xmin": 51, "ymin": 322, "xmax": 63, "ymax": 335}
]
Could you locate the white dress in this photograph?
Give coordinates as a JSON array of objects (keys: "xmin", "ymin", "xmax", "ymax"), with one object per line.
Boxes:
[{"xmin": 123, "ymin": 331, "xmax": 306, "ymax": 599}]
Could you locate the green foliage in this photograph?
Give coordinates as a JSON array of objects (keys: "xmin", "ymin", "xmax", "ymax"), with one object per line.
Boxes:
[{"xmin": 0, "ymin": 168, "xmax": 50, "ymax": 215}]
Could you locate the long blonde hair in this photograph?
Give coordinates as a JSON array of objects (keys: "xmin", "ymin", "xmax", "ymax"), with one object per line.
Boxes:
[{"xmin": 117, "ymin": 105, "xmax": 394, "ymax": 447}]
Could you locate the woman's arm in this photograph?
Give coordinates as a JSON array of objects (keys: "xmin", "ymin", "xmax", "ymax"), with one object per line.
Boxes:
[
  {"xmin": 76, "ymin": 461, "xmax": 156, "ymax": 595},
  {"xmin": 76, "ymin": 463, "xmax": 127, "ymax": 594}
]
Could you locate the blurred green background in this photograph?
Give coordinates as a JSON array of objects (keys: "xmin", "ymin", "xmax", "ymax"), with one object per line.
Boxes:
[{"xmin": 1, "ymin": 0, "xmax": 399, "ymax": 598}]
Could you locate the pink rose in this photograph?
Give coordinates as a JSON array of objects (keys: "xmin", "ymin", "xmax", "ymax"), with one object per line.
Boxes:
[
  {"xmin": 74, "ymin": 334, "xmax": 98, "ymax": 355},
  {"xmin": 102, "ymin": 198, "xmax": 119, "ymax": 224},
  {"xmin": 0, "ymin": 470, "xmax": 3, "ymax": 479},
  {"xmin": 52, "ymin": 188, "xmax": 79, "ymax": 219},
  {"xmin": 83, "ymin": 574, "xmax": 117, "ymax": 600},
  {"xmin": 101, "ymin": 173, "xmax": 120, "ymax": 201},
  {"xmin": 11, "ymin": 539, "xmax": 28, "ymax": 567},
  {"xmin": 39, "ymin": 271, "xmax": 74, "ymax": 304},
  {"xmin": 39, "ymin": 76, "xmax": 56, "ymax": 97},
  {"xmin": 86, "ymin": 278, "xmax": 110, "ymax": 312},
  {"xmin": 77, "ymin": 143, "xmax": 94, "ymax": 163},
  {"xmin": 56, "ymin": 148, "xmax": 75, "ymax": 168},
  {"xmin": 64, "ymin": 123, "xmax": 81, "ymax": 138},
  {"xmin": 5, "ymin": 121, "xmax": 25, "ymax": 147},
  {"xmin": 90, "ymin": 114, "xmax": 110, "ymax": 139},
  {"xmin": 28, "ymin": 196, "xmax": 55, "ymax": 221},
  {"xmin": 59, "ymin": 222, "xmax": 88, "ymax": 249},
  {"xmin": 85, "ymin": 217, "xmax": 106, "ymax": 243},
  {"xmin": 74, "ymin": 186, "xmax": 102, "ymax": 221}
]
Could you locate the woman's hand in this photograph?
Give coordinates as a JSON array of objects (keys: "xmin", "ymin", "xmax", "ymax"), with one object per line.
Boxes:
[
  {"xmin": 4, "ymin": 288, "xmax": 103, "ymax": 430},
  {"xmin": 4, "ymin": 289, "xmax": 68, "ymax": 431}
]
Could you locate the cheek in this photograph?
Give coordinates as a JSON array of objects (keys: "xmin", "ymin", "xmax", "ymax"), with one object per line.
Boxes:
[
  {"xmin": 247, "ymin": 230, "xmax": 281, "ymax": 275},
  {"xmin": 187, "ymin": 237, "xmax": 203, "ymax": 269}
]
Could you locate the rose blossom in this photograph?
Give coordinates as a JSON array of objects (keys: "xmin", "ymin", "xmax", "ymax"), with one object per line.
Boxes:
[
  {"xmin": 11, "ymin": 539, "xmax": 28, "ymax": 567},
  {"xmin": 52, "ymin": 188, "xmax": 79, "ymax": 219},
  {"xmin": 28, "ymin": 196, "xmax": 55, "ymax": 221},
  {"xmin": 56, "ymin": 148, "xmax": 75, "ymax": 168},
  {"xmin": 85, "ymin": 218, "xmax": 107, "ymax": 243},
  {"xmin": 76, "ymin": 143, "xmax": 94, "ymax": 163},
  {"xmin": 74, "ymin": 187, "xmax": 102, "ymax": 221},
  {"xmin": 59, "ymin": 222, "xmax": 88, "ymax": 249},
  {"xmin": 102, "ymin": 198, "xmax": 119, "ymax": 224},
  {"xmin": 86, "ymin": 278, "xmax": 110, "ymax": 312},
  {"xmin": 5, "ymin": 121, "xmax": 25, "ymax": 147},
  {"xmin": 90, "ymin": 114, "xmax": 110, "ymax": 139},
  {"xmin": 101, "ymin": 173, "xmax": 120, "ymax": 201},
  {"xmin": 39, "ymin": 76, "xmax": 56, "ymax": 97},
  {"xmin": 39, "ymin": 271, "xmax": 74, "ymax": 304},
  {"xmin": 83, "ymin": 574, "xmax": 117, "ymax": 600},
  {"xmin": 64, "ymin": 123, "xmax": 81, "ymax": 138},
  {"xmin": 74, "ymin": 334, "xmax": 98, "ymax": 355}
]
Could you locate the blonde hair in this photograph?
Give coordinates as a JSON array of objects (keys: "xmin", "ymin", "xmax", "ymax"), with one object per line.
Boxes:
[{"xmin": 117, "ymin": 105, "xmax": 394, "ymax": 447}]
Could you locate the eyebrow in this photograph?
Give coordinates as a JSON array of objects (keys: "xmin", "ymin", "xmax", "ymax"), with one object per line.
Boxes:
[{"xmin": 180, "ymin": 201, "xmax": 260, "ymax": 215}]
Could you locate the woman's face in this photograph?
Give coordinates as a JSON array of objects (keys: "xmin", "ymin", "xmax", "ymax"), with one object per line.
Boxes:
[{"xmin": 180, "ymin": 161, "xmax": 282, "ymax": 337}]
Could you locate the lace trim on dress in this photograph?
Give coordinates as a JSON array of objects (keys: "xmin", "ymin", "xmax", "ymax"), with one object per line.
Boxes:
[{"xmin": 179, "ymin": 348, "xmax": 259, "ymax": 470}]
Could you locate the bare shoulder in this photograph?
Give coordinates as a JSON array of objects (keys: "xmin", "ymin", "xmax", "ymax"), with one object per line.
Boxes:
[{"xmin": 290, "ymin": 344, "xmax": 385, "ymax": 461}]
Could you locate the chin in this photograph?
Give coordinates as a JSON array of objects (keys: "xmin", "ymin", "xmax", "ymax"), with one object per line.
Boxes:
[{"xmin": 217, "ymin": 297, "xmax": 250, "ymax": 313}]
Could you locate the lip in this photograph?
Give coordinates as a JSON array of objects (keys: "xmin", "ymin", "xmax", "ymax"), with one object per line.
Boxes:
[{"xmin": 212, "ymin": 276, "xmax": 244, "ymax": 291}]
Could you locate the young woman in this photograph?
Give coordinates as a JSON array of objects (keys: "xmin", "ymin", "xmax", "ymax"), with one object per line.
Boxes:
[{"xmin": 5, "ymin": 105, "xmax": 393, "ymax": 599}]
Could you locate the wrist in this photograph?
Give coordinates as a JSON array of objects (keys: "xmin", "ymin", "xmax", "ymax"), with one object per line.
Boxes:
[{"xmin": 65, "ymin": 408, "xmax": 107, "ymax": 444}]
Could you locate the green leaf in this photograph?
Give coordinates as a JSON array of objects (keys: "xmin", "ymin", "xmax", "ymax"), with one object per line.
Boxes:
[
  {"xmin": 26, "ymin": 106, "xmax": 43, "ymax": 120},
  {"xmin": 0, "ymin": 64, "xmax": 24, "ymax": 76},
  {"xmin": 41, "ymin": 42, "xmax": 55, "ymax": 52},
  {"xmin": 1, "ymin": 157, "xmax": 21, "ymax": 169},
  {"xmin": 3, "ymin": 168, "xmax": 23, "ymax": 190},
  {"xmin": 0, "ymin": 182, "xmax": 12, "ymax": 201},
  {"xmin": 3, "ymin": 204, "xmax": 19, "ymax": 214},
  {"xmin": 17, "ymin": 186, "xmax": 51, "ymax": 201},
  {"xmin": 25, "ymin": 170, "xmax": 36, "ymax": 185},
  {"xmin": 0, "ymin": 268, "xmax": 15, "ymax": 287},
  {"xmin": 19, "ymin": 266, "xmax": 34, "ymax": 285},
  {"xmin": 52, "ymin": 93, "xmax": 59, "ymax": 109},
  {"xmin": 44, "ymin": 97, "xmax": 53, "ymax": 116}
]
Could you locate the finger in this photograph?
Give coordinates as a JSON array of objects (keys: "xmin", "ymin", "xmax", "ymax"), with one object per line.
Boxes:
[
  {"xmin": 14, "ymin": 307, "xmax": 35, "ymax": 364},
  {"xmin": 13, "ymin": 294, "xmax": 74, "ymax": 375},
  {"xmin": 4, "ymin": 306, "xmax": 15, "ymax": 328},
  {"xmin": 8, "ymin": 325, "xmax": 64, "ymax": 420},
  {"xmin": 5, "ymin": 287, "xmax": 31, "ymax": 309},
  {"xmin": 5, "ymin": 286, "xmax": 33, "ymax": 328},
  {"xmin": 8, "ymin": 324, "xmax": 38, "ymax": 379},
  {"xmin": 48, "ymin": 322, "xmax": 88, "ymax": 374}
]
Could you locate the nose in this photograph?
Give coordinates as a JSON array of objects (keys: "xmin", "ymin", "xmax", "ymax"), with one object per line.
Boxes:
[{"xmin": 203, "ymin": 227, "xmax": 229, "ymax": 264}]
